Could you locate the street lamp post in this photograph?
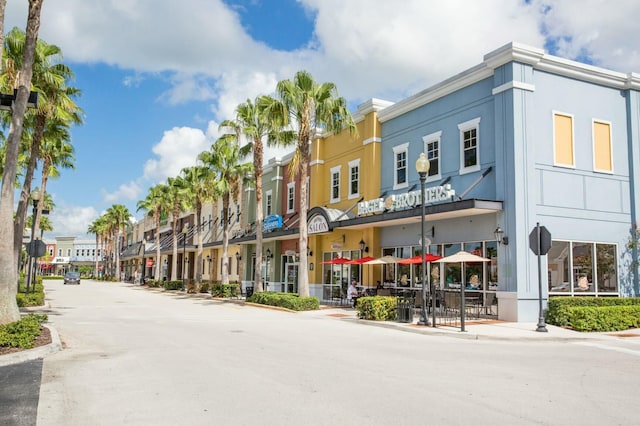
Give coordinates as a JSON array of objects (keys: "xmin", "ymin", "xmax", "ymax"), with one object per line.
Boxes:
[
  {"xmin": 140, "ymin": 237, "xmax": 146, "ymax": 285},
  {"xmin": 26, "ymin": 188, "xmax": 41, "ymax": 294},
  {"xmin": 182, "ymin": 224, "xmax": 188, "ymax": 291},
  {"xmin": 415, "ymin": 153, "xmax": 430, "ymax": 326}
]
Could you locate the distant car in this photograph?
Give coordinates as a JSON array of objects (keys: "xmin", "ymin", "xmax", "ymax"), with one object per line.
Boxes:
[{"xmin": 64, "ymin": 271, "xmax": 81, "ymax": 285}]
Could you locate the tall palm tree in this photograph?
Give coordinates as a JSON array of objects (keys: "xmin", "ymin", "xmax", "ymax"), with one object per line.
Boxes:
[
  {"xmin": 34, "ymin": 120, "xmax": 75, "ymax": 238},
  {"xmin": 2, "ymin": 28, "xmax": 83, "ymax": 265},
  {"xmin": 137, "ymin": 183, "xmax": 170, "ymax": 281},
  {"xmin": 87, "ymin": 216, "xmax": 107, "ymax": 278},
  {"xmin": 103, "ymin": 204, "xmax": 132, "ymax": 280},
  {"xmin": 179, "ymin": 165, "xmax": 216, "ymax": 286},
  {"xmin": 166, "ymin": 176, "xmax": 190, "ymax": 282},
  {"xmin": 199, "ymin": 135, "xmax": 253, "ymax": 285},
  {"xmin": 261, "ymin": 70, "xmax": 356, "ymax": 297},
  {"xmin": 0, "ymin": 0, "xmax": 46, "ymax": 325},
  {"xmin": 220, "ymin": 97, "xmax": 283, "ymax": 292}
]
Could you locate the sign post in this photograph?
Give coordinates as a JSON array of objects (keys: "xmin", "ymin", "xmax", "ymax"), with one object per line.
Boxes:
[{"xmin": 529, "ymin": 223, "xmax": 551, "ymax": 332}]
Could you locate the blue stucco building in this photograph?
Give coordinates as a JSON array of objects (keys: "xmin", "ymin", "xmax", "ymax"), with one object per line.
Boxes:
[{"xmin": 365, "ymin": 42, "xmax": 640, "ymax": 321}]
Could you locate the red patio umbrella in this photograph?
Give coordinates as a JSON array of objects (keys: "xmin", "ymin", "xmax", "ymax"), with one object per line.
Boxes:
[
  {"xmin": 397, "ymin": 254, "xmax": 442, "ymax": 264},
  {"xmin": 320, "ymin": 257, "xmax": 352, "ymax": 265},
  {"xmin": 345, "ymin": 256, "xmax": 376, "ymax": 264}
]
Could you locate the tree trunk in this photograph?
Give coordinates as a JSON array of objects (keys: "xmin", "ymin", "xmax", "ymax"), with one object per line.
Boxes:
[
  {"xmin": 221, "ymin": 194, "xmax": 230, "ymax": 285},
  {"xmin": 298, "ymin": 138, "xmax": 310, "ymax": 297},
  {"xmin": 171, "ymin": 219, "xmax": 178, "ymax": 281},
  {"xmin": 0, "ymin": 0, "xmax": 44, "ymax": 325},
  {"xmin": 254, "ymin": 140, "xmax": 264, "ymax": 292},
  {"xmin": 154, "ymin": 213, "xmax": 161, "ymax": 281},
  {"xmin": 195, "ymin": 201, "xmax": 203, "ymax": 285}
]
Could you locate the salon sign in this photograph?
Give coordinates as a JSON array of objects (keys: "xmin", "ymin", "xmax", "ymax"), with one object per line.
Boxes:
[
  {"xmin": 308, "ymin": 215, "xmax": 330, "ymax": 234},
  {"xmin": 357, "ymin": 184, "xmax": 455, "ymax": 216}
]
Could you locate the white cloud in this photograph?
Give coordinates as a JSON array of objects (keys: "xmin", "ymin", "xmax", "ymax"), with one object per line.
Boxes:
[
  {"xmin": 102, "ymin": 181, "xmax": 143, "ymax": 203},
  {"xmin": 45, "ymin": 204, "xmax": 99, "ymax": 240},
  {"xmin": 142, "ymin": 126, "xmax": 212, "ymax": 183}
]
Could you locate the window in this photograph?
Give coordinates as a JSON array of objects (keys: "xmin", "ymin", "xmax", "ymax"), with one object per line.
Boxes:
[
  {"xmin": 458, "ymin": 117, "xmax": 481, "ymax": 174},
  {"xmin": 348, "ymin": 159, "xmax": 360, "ymax": 199},
  {"xmin": 553, "ymin": 112, "xmax": 574, "ymax": 167},
  {"xmin": 422, "ymin": 131, "xmax": 442, "ymax": 181},
  {"xmin": 58, "ymin": 249, "xmax": 62, "ymax": 256},
  {"xmin": 265, "ymin": 190, "xmax": 273, "ymax": 215},
  {"xmin": 208, "ymin": 214, "xmax": 211, "ymax": 230},
  {"xmin": 393, "ymin": 143, "xmax": 409, "ymax": 189},
  {"xmin": 547, "ymin": 240, "xmax": 617, "ymax": 294},
  {"xmin": 330, "ymin": 165, "xmax": 341, "ymax": 203},
  {"xmin": 287, "ymin": 182, "xmax": 295, "ymax": 213},
  {"xmin": 593, "ymin": 120, "xmax": 613, "ymax": 173},
  {"xmin": 236, "ymin": 204, "xmax": 241, "ymax": 223},
  {"xmin": 67, "ymin": 249, "xmax": 71, "ymax": 256},
  {"xmin": 220, "ymin": 209, "xmax": 224, "ymax": 227}
]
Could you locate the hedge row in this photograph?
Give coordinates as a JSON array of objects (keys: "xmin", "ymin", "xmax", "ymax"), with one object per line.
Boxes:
[
  {"xmin": 547, "ymin": 297, "xmax": 640, "ymax": 332},
  {"xmin": 246, "ymin": 292, "xmax": 320, "ymax": 311},
  {"xmin": 355, "ymin": 296, "xmax": 398, "ymax": 321}
]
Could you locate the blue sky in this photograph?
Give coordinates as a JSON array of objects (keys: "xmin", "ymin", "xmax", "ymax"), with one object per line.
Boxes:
[{"xmin": 5, "ymin": 0, "xmax": 640, "ymax": 240}]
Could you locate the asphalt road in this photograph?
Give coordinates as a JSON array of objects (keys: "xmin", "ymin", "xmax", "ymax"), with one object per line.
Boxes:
[
  {"xmin": 28, "ymin": 280, "xmax": 640, "ymax": 425},
  {"xmin": 0, "ymin": 359, "xmax": 42, "ymax": 426}
]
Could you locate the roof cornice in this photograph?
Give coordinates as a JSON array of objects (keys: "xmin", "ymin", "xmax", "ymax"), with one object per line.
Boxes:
[{"xmin": 378, "ymin": 42, "xmax": 640, "ymax": 123}]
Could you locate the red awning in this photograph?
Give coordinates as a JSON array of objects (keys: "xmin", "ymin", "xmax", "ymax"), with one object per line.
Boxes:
[
  {"xmin": 397, "ymin": 254, "xmax": 442, "ymax": 264},
  {"xmin": 320, "ymin": 257, "xmax": 352, "ymax": 265},
  {"xmin": 345, "ymin": 256, "xmax": 376, "ymax": 264}
]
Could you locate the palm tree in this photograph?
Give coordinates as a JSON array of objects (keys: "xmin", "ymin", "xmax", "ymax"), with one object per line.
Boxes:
[
  {"xmin": 261, "ymin": 70, "xmax": 356, "ymax": 297},
  {"xmin": 103, "ymin": 204, "xmax": 133, "ymax": 280},
  {"xmin": 220, "ymin": 97, "xmax": 283, "ymax": 292},
  {"xmin": 34, "ymin": 120, "xmax": 75, "ymax": 238},
  {"xmin": 166, "ymin": 176, "xmax": 190, "ymax": 282},
  {"xmin": 87, "ymin": 216, "xmax": 107, "ymax": 278},
  {"xmin": 137, "ymin": 183, "xmax": 170, "ymax": 281},
  {"xmin": 2, "ymin": 28, "xmax": 83, "ymax": 267},
  {"xmin": 199, "ymin": 135, "xmax": 253, "ymax": 285},
  {"xmin": 179, "ymin": 165, "xmax": 216, "ymax": 286},
  {"xmin": 0, "ymin": 0, "xmax": 46, "ymax": 325}
]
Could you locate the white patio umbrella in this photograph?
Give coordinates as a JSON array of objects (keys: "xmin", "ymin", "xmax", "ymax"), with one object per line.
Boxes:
[
  {"xmin": 363, "ymin": 255, "xmax": 401, "ymax": 264},
  {"xmin": 434, "ymin": 251, "xmax": 490, "ymax": 332}
]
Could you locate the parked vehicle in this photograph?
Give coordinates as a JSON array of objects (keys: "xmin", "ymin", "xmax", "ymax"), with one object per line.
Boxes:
[{"xmin": 64, "ymin": 271, "xmax": 81, "ymax": 285}]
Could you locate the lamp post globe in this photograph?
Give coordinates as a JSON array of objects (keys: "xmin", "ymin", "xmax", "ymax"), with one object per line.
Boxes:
[
  {"xmin": 415, "ymin": 153, "xmax": 430, "ymax": 326},
  {"xmin": 182, "ymin": 225, "xmax": 188, "ymax": 291}
]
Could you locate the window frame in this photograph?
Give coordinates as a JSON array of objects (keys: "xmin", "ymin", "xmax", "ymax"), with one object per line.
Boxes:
[
  {"xmin": 392, "ymin": 143, "xmax": 409, "ymax": 190},
  {"xmin": 287, "ymin": 182, "xmax": 295, "ymax": 213},
  {"xmin": 458, "ymin": 117, "xmax": 481, "ymax": 175},
  {"xmin": 348, "ymin": 158, "xmax": 360, "ymax": 200},
  {"xmin": 553, "ymin": 111, "xmax": 575, "ymax": 168},
  {"xmin": 422, "ymin": 131, "xmax": 442, "ymax": 183},
  {"xmin": 592, "ymin": 119, "xmax": 614, "ymax": 174},
  {"xmin": 265, "ymin": 190, "xmax": 273, "ymax": 216},
  {"xmin": 330, "ymin": 165, "xmax": 341, "ymax": 203}
]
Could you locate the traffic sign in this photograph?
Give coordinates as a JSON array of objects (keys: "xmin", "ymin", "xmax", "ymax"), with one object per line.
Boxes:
[
  {"xmin": 529, "ymin": 225, "xmax": 551, "ymax": 255},
  {"xmin": 26, "ymin": 240, "xmax": 47, "ymax": 257}
]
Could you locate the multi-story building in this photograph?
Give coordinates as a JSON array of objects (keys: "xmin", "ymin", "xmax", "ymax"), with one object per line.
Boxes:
[{"xmin": 120, "ymin": 41, "xmax": 640, "ymax": 323}]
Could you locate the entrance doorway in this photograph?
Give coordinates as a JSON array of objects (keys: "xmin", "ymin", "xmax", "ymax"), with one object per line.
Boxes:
[{"xmin": 284, "ymin": 262, "xmax": 298, "ymax": 293}]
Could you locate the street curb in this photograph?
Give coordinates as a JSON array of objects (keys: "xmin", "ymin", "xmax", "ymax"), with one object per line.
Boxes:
[{"xmin": 0, "ymin": 324, "xmax": 62, "ymax": 367}]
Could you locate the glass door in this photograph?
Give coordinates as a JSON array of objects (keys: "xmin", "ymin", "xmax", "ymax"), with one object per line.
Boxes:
[{"xmin": 285, "ymin": 262, "xmax": 298, "ymax": 293}]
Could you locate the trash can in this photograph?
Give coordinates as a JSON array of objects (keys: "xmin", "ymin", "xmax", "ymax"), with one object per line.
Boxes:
[
  {"xmin": 245, "ymin": 286, "xmax": 254, "ymax": 298},
  {"xmin": 396, "ymin": 296, "xmax": 413, "ymax": 323}
]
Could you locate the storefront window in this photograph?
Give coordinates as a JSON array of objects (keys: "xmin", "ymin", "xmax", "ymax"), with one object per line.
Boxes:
[
  {"xmin": 548, "ymin": 241, "xmax": 617, "ymax": 295},
  {"xmin": 596, "ymin": 243, "xmax": 617, "ymax": 292},
  {"xmin": 443, "ymin": 243, "xmax": 461, "ymax": 289},
  {"xmin": 573, "ymin": 242, "xmax": 594, "ymax": 292}
]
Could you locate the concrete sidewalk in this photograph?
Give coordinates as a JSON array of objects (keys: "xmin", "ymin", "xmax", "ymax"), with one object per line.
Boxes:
[{"xmin": 307, "ymin": 306, "xmax": 640, "ymax": 342}]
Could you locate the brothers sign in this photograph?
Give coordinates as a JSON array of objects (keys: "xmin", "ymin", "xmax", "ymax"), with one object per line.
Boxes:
[{"xmin": 357, "ymin": 184, "xmax": 455, "ymax": 216}]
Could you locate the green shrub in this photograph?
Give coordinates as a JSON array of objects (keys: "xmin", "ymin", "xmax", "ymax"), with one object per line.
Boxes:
[
  {"xmin": 163, "ymin": 280, "xmax": 183, "ymax": 290},
  {"xmin": 16, "ymin": 282, "xmax": 45, "ymax": 307},
  {"xmin": 547, "ymin": 297, "xmax": 640, "ymax": 327},
  {"xmin": 565, "ymin": 306, "xmax": 640, "ymax": 332},
  {"xmin": 356, "ymin": 296, "xmax": 397, "ymax": 321},
  {"xmin": 0, "ymin": 313, "xmax": 48, "ymax": 349},
  {"xmin": 211, "ymin": 283, "xmax": 239, "ymax": 298},
  {"xmin": 198, "ymin": 282, "xmax": 211, "ymax": 293},
  {"xmin": 247, "ymin": 292, "xmax": 320, "ymax": 311}
]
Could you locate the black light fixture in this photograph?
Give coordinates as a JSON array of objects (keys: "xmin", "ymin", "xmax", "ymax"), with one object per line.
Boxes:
[
  {"xmin": 359, "ymin": 239, "xmax": 366, "ymax": 251},
  {"xmin": 25, "ymin": 188, "xmax": 41, "ymax": 294},
  {"xmin": 415, "ymin": 153, "xmax": 432, "ymax": 327},
  {"xmin": 494, "ymin": 227, "xmax": 509, "ymax": 245},
  {"xmin": 181, "ymin": 224, "xmax": 188, "ymax": 291},
  {"xmin": 235, "ymin": 252, "xmax": 242, "ymax": 261},
  {"xmin": 308, "ymin": 249, "xmax": 313, "ymax": 257}
]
